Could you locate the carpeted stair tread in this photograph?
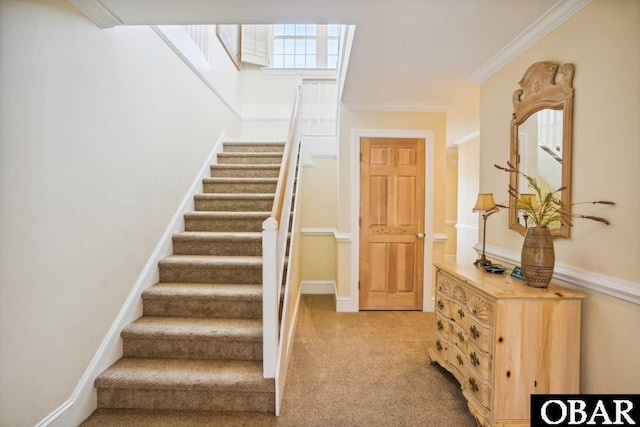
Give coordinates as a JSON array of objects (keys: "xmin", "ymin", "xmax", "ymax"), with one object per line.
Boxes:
[
  {"xmin": 194, "ymin": 193, "xmax": 274, "ymax": 200},
  {"xmin": 209, "ymin": 164, "xmax": 281, "ymax": 178},
  {"xmin": 122, "ymin": 317, "xmax": 262, "ymax": 341},
  {"xmin": 159, "ymin": 255, "xmax": 262, "ymax": 268},
  {"xmin": 173, "ymin": 231, "xmax": 262, "ymax": 242},
  {"xmin": 95, "ymin": 358, "xmax": 273, "ymax": 392},
  {"xmin": 203, "ymin": 178, "xmax": 278, "ymax": 184},
  {"xmin": 184, "ymin": 211, "xmax": 270, "ymax": 219},
  {"xmin": 143, "ymin": 283, "xmax": 262, "ymax": 301},
  {"xmin": 223, "ymin": 142, "xmax": 285, "ymax": 152}
]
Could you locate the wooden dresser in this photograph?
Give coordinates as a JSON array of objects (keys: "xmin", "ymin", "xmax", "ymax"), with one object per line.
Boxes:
[{"xmin": 429, "ymin": 262, "xmax": 585, "ymax": 427}]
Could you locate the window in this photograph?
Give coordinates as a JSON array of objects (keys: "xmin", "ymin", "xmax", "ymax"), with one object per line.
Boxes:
[{"xmin": 272, "ymin": 24, "xmax": 340, "ymax": 69}]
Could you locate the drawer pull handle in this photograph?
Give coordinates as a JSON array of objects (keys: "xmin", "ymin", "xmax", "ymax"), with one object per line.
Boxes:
[
  {"xmin": 457, "ymin": 332, "xmax": 465, "ymax": 343},
  {"xmin": 437, "ymin": 300, "xmax": 444, "ymax": 310},
  {"xmin": 457, "ymin": 308, "xmax": 465, "ymax": 319},
  {"xmin": 456, "ymin": 354, "xmax": 464, "ymax": 366},
  {"xmin": 469, "ymin": 377, "xmax": 479, "ymax": 393},
  {"xmin": 470, "ymin": 351, "xmax": 480, "ymax": 367},
  {"xmin": 437, "ymin": 320, "xmax": 444, "ymax": 331},
  {"xmin": 470, "ymin": 325, "xmax": 480, "ymax": 339},
  {"xmin": 436, "ymin": 340, "xmax": 443, "ymax": 351}
]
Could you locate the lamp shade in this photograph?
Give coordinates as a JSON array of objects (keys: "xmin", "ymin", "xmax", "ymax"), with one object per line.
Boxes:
[
  {"xmin": 517, "ymin": 193, "xmax": 539, "ymax": 210},
  {"xmin": 473, "ymin": 193, "xmax": 496, "ymax": 212}
]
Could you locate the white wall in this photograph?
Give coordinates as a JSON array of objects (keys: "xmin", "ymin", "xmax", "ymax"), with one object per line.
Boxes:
[
  {"xmin": 455, "ymin": 138, "xmax": 480, "ymax": 264},
  {"xmin": 0, "ymin": 1, "xmax": 241, "ymax": 425}
]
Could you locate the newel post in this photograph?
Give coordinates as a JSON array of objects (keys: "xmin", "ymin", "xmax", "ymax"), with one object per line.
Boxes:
[{"xmin": 262, "ymin": 216, "xmax": 279, "ymax": 378}]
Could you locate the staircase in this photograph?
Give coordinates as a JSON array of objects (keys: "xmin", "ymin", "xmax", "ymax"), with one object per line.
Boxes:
[{"xmin": 84, "ymin": 142, "xmax": 285, "ymax": 421}]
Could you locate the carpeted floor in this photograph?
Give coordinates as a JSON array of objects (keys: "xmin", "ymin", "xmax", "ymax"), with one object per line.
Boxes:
[{"xmin": 83, "ymin": 294, "xmax": 477, "ymax": 426}]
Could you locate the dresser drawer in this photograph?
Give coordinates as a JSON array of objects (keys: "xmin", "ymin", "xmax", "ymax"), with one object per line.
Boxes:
[
  {"xmin": 435, "ymin": 294, "xmax": 453, "ymax": 318},
  {"xmin": 439, "ymin": 272, "xmax": 495, "ymax": 327},
  {"xmin": 449, "ymin": 321, "xmax": 468, "ymax": 354},
  {"xmin": 466, "ymin": 319, "xmax": 493, "ymax": 355},
  {"xmin": 448, "ymin": 345, "xmax": 468, "ymax": 385},
  {"xmin": 468, "ymin": 347, "xmax": 492, "ymax": 381},
  {"xmin": 466, "ymin": 370, "xmax": 492, "ymax": 411}
]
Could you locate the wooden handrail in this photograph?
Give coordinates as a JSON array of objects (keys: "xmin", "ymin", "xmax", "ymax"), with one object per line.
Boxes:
[{"xmin": 271, "ymin": 86, "xmax": 301, "ymax": 221}]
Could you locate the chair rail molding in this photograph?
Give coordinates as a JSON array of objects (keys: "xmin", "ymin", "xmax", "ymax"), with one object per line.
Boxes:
[{"xmin": 475, "ymin": 243, "xmax": 640, "ymax": 305}]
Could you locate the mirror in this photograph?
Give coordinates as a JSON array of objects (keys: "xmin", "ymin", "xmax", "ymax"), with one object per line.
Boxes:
[{"xmin": 510, "ymin": 62, "xmax": 574, "ymax": 237}]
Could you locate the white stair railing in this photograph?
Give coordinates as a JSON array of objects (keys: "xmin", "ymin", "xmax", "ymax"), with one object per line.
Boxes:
[
  {"xmin": 262, "ymin": 87, "xmax": 302, "ymax": 378},
  {"xmin": 300, "ymin": 79, "xmax": 338, "ymax": 136}
]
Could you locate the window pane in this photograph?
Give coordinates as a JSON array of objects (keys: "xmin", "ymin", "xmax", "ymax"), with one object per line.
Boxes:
[
  {"xmin": 273, "ymin": 24, "xmax": 285, "ymax": 36},
  {"xmin": 295, "ymin": 24, "xmax": 306, "ymax": 36},
  {"xmin": 284, "ymin": 55, "xmax": 295, "ymax": 68},
  {"xmin": 306, "ymin": 55, "xmax": 316, "ymax": 68},
  {"xmin": 273, "ymin": 54, "xmax": 284, "ymax": 68},
  {"xmin": 306, "ymin": 24, "xmax": 317, "ymax": 36},
  {"xmin": 284, "ymin": 39, "xmax": 295, "ymax": 54},
  {"xmin": 306, "ymin": 39, "xmax": 316, "ymax": 54},
  {"xmin": 328, "ymin": 40, "xmax": 338, "ymax": 55},
  {"xmin": 328, "ymin": 55, "xmax": 338, "ymax": 69},
  {"xmin": 274, "ymin": 39, "xmax": 284, "ymax": 54},
  {"xmin": 327, "ymin": 24, "xmax": 339, "ymax": 37},
  {"xmin": 295, "ymin": 39, "xmax": 306, "ymax": 54},
  {"xmin": 284, "ymin": 24, "xmax": 295, "ymax": 36},
  {"xmin": 295, "ymin": 55, "xmax": 306, "ymax": 68}
]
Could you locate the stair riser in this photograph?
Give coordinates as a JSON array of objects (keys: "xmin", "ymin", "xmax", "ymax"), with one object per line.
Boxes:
[
  {"xmin": 159, "ymin": 265, "xmax": 261, "ymax": 284},
  {"xmin": 210, "ymin": 167, "xmax": 280, "ymax": 178},
  {"xmin": 97, "ymin": 389, "xmax": 275, "ymax": 412},
  {"xmin": 173, "ymin": 239, "xmax": 262, "ymax": 256},
  {"xmin": 185, "ymin": 217, "xmax": 266, "ymax": 232},
  {"xmin": 195, "ymin": 198, "xmax": 273, "ymax": 212},
  {"xmin": 203, "ymin": 182, "xmax": 277, "ymax": 194},
  {"xmin": 223, "ymin": 144, "xmax": 285, "ymax": 153},
  {"xmin": 217, "ymin": 155, "xmax": 282, "ymax": 165},
  {"xmin": 123, "ymin": 338, "xmax": 262, "ymax": 361},
  {"xmin": 143, "ymin": 298, "xmax": 262, "ymax": 319}
]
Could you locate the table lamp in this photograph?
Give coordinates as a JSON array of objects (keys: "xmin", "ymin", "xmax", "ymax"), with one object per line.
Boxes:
[{"xmin": 473, "ymin": 193, "xmax": 497, "ymax": 266}]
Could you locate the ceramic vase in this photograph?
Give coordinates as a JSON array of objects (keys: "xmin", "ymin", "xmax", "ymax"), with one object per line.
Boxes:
[{"xmin": 521, "ymin": 226, "xmax": 555, "ymax": 288}]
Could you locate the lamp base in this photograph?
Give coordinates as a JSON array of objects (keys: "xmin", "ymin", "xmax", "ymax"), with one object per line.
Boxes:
[{"xmin": 474, "ymin": 255, "xmax": 492, "ymax": 267}]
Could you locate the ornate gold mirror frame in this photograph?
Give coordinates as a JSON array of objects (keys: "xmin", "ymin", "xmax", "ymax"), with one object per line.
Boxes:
[{"xmin": 510, "ymin": 61, "xmax": 574, "ymax": 237}]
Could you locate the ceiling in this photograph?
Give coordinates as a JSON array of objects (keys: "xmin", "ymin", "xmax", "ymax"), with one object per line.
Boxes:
[{"xmin": 71, "ymin": 0, "xmax": 581, "ymax": 144}]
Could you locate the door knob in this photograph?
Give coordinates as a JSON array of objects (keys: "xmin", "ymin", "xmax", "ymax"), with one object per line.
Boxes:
[{"xmin": 417, "ymin": 232, "xmax": 425, "ymax": 238}]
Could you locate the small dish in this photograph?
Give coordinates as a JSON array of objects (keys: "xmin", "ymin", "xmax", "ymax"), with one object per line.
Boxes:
[{"xmin": 484, "ymin": 264, "xmax": 507, "ymax": 274}]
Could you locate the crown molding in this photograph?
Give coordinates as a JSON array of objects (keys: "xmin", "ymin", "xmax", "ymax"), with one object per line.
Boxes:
[
  {"xmin": 453, "ymin": 131, "xmax": 480, "ymax": 146},
  {"xmin": 67, "ymin": 0, "xmax": 122, "ymax": 28},
  {"xmin": 343, "ymin": 101, "xmax": 451, "ymax": 113},
  {"xmin": 469, "ymin": 0, "xmax": 592, "ymax": 83}
]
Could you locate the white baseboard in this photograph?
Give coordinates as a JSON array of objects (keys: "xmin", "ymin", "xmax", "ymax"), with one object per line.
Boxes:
[
  {"xmin": 475, "ymin": 243, "xmax": 640, "ymax": 305},
  {"xmin": 336, "ymin": 296, "xmax": 358, "ymax": 312},
  {"xmin": 301, "ymin": 281, "xmax": 336, "ymax": 294},
  {"xmin": 36, "ymin": 131, "xmax": 231, "ymax": 427}
]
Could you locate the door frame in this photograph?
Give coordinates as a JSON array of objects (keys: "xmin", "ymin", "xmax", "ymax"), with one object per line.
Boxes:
[{"xmin": 350, "ymin": 129, "xmax": 435, "ymax": 312}]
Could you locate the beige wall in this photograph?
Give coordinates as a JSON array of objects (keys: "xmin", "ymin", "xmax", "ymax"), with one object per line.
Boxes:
[
  {"xmin": 298, "ymin": 158, "xmax": 338, "ymax": 283},
  {"xmin": 336, "ymin": 108, "xmax": 447, "ymax": 304},
  {"xmin": 0, "ymin": 1, "xmax": 241, "ymax": 425},
  {"xmin": 445, "ymin": 149, "xmax": 458, "ymax": 258},
  {"xmin": 479, "ymin": 0, "xmax": 639, "ymax": 392},
  {"xmin": 456, "ymin": 138, "xmax": 480, "ymax": 264}
]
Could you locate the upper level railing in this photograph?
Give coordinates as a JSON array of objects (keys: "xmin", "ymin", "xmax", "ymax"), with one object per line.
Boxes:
[
  {"xmin": 262, "ymin": 86, "xmax": 302, "ymax": 377},
  {"xmin": 300, "ymin": 79, "xmax": 338, "ymax": 136}
]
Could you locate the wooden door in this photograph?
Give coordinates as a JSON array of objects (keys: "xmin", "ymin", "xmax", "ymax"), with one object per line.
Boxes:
[{"xmin": 359, "ymin": 137, "xmax": 425, "ymax": 310}]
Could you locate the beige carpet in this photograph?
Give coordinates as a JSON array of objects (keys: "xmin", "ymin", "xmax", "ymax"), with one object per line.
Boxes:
[{"xmin": 83, "ymin": 295, "xmax": 477, "ymax": 426}]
